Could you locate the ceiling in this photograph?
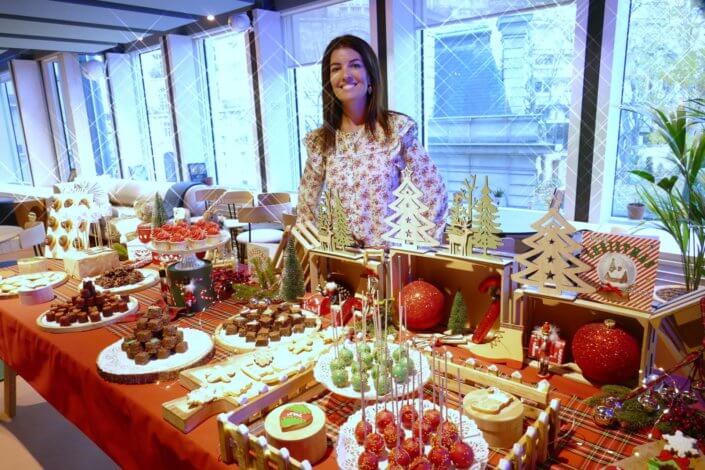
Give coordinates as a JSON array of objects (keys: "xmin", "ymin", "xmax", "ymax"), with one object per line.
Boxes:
[{"xmin": 0, "ymin": 0, "xmax": 254, "ymax": 56}]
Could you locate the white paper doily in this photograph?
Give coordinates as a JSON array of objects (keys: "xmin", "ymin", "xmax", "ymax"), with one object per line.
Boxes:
[
  {"xmin": 336, "ymin": 399, "xmax": 488, "ymax": 470},
  {"xmin": 91, "ymin": 268, "xmax": 160, "ymax": 295},
  {"xmin": 37, "ymin": 296, "xmax": 139, "ymax": 333},
  {"xmin": 214, "ymin": 310, "xmax": 321, "ymax": 353},
  {"xmin": 314, "ymin": 341, "xmax": 431, "ymax": 401},
  {"xmin": 97, "ymin": 328, "xmax": 213, "ymax": 375}
]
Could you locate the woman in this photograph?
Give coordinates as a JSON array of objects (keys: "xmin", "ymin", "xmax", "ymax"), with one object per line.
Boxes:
[{"xmin": 298, "ymin": 35, "xmax": 447, "ymax": 248}]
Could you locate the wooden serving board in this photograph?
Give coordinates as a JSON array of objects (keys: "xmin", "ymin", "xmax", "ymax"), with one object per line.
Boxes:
[
  {"xmin": 163, "ymin": 335, "xmax": 332, "ymax": 433},
  {"xmin": 97, "ymin": 328, "xmax": 215, "ymax": 384},
  {"xmin": 36, "ymin": 296, "xmax": 139, "ymax": 333}
]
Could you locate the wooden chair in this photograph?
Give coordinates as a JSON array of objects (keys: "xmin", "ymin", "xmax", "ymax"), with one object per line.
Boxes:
[
  {"xmin": 194, "ymin": 188, "xmax": 226, "ymax": 213},
  {"xmin": 0, "ymin": 223, "xmax": 46, "ymax": 262},
  {"xmin": 235, "ymin": 203, "xmax": 289, "ymax": 263},
  {"xmin": 217, "ymin": 191, "xmax": 254, "ymax": 257},
  {"xmin": 257, "ymin": 192, "xmax": 291, "ymax": 206}
]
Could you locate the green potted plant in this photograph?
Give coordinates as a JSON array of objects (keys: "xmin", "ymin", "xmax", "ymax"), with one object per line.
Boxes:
[{"xmin": 629, "ymin": 101, "xmax": 705, "ymax": 302}]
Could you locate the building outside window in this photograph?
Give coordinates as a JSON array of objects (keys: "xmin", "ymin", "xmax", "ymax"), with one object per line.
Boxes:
[
  {"xmin": 0, "ymin": 75, "xmax": 31, "ymax": 184},
  {"xmin": 283, "ymin": 0, "xmax": 371, "ymax": 174},
  {"xmin": 78, "ymin": 54, "xmax": 121, "ymax": 178},
  {"xmin": 200, "ymin": 30, "xmax": 260, "ymax": 189},
  {"xmin": 609, "ymin": 0, "xmax": 705, "ymax": 218},
  {"xmin": 414, "ymin": 0, "xmax": 578, "ymax": 210},
  {"xmin": 137, "ymin": 48, "xmax": 179, "ymax": 182}
]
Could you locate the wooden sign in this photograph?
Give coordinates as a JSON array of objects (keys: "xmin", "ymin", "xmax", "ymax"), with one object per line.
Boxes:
[{"xmin": 578, "ymin": 232, "xmax": 660, "ymax": 312}]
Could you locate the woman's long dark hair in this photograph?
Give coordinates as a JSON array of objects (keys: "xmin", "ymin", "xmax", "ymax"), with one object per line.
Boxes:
[{"xmin": 319, "ymin": 35, "xmax": 392, "ymax": 153}]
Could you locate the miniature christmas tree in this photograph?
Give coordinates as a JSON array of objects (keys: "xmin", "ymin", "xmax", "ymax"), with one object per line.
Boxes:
[
  {"xmin": 382, "ymin": 166, "xmax": 439, "ymax": 248},
  {"xmin": 472, "ymin": 176, "xmax": 502, "ymax": 254},
  {"xmin": 446, "ymin": 176, "xmax": 476, "ymax": 256},
  {"xmin": 151, "ymin": 192, "xmax": 168, "ymax": 228},
  {"xmin": 512, "ymin": 208, "xmax": 595, "ymax": 295},
  {"xmin": 447, "ymin": 291, "xmax": 467, "ymax": 335},
  {"xmin": 331, "ymin": 192, "xmax": 355, "ymax": 250},
  {"xmin": 280, "ymin": 238, "xmax": 305, "ymax": 302}
]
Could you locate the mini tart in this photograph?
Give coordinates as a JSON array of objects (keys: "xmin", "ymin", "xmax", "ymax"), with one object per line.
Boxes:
[{"xmin": 169, "ymin": 234, "xmax": 187, "ymax": 250}]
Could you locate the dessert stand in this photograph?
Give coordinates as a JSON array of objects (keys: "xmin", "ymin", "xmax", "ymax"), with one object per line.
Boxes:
[
  {"xmin": 36, "ymin": 296, "xmax": 139, "ymax": 333},
  {"xmin": 147, "ymin": 231, "xmax": 230, "ymax": 311}
]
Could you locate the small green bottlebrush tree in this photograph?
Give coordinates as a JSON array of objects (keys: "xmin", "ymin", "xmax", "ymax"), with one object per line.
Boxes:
[
  {"xmin": 151, "ymin": 192, "xmax": 168, "ymax": 228},
  {"xmin": 280, "ymin": 238, "xmax": 305, "ymax": 302},
  {"xmin": 448, "ymin": 291, "xmax": 467, "ymax": 335}
]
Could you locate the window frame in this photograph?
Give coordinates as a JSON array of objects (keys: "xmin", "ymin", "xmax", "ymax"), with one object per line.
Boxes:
[
  {"xmin": 41, "ymin": 54, "xmax": 75, "ymax": 182},
  {"xmin": 0, "ymin": 72, "xmax": 33, "ymax": 185}
]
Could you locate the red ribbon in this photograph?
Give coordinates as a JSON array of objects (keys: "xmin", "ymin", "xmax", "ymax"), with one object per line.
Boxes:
[{"xmin": 598, "ymin": 282, "xmax": 625, "ymax": 297}]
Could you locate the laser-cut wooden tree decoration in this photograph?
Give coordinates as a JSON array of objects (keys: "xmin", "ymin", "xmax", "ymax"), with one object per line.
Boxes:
[
  {"xmin": 511, "ymin": 208, "xmax": 595, "ymax": 295},
  {"xmin": 382, "ymin": 166, "xmax": 439, "ymax": 249},
  {"xmin": 472, "ymin": 176, "xmax": 502, "ymax": 254},
  {"xmin": 446, "ymin": 176, "xmax": 476, "ymax": 256},
  {"xmin": 316, "ymin": 190, "xmax": 334, "ymax": 251},
  {"xmin": 331, "ymin": 192, "xmax": 355, "ymax": 251}
]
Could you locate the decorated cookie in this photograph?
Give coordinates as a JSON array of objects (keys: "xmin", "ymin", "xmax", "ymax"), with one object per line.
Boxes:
[{"xmin": 279, "ymin": 404, "xmax": 314, "ymax": 432}]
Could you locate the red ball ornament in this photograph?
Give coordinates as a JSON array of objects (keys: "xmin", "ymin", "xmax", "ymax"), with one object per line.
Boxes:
[
  {"xmin": 571, "ymin": 319, "xmax": 640, "ymax": 384},
  {"xmin": 400, "ymin": 280, "xmax": 445, "ymax": 330}
]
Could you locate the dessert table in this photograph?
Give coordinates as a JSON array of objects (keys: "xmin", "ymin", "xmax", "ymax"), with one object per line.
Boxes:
[{"xmin": 0, "ymin": 261, "xmax": 653, "ymax": 469}]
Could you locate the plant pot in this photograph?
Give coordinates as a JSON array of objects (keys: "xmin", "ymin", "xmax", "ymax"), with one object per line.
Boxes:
[
  {"xmin": 137, "ymin": 223, "xmax": 152, "ymax": 243},
  {"xmin": 653, "ymin": 284, "xmax": 690, "ymax": 304},
  {"xmin": 627, "ymin": 203, "xmax": 645, "ymax": 220}
]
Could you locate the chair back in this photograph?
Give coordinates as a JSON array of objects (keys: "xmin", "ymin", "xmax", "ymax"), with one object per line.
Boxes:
[
  {"xmin": 194, "ymin": 188, "xmax": 226, "ymax": 212},
  {"xmin": 217, "ymin": 191, "xmax": 254, "ymax": 219},
  {"xmin": 257, "ymin": 192, "xmax": 291, "ymax": 206},
  {"xmin": 238, "ymin": 203, "xmax": 289, "ymax": 224}
]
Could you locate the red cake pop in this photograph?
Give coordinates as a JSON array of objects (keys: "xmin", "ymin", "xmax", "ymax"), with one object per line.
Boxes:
[
  {"xmin": 376, "ymin": 409, "xmax": 395, "ymax": 432},
  {"xmin": 389, "ymin": 446, "xmax": 411, "ymax": 467},
  {"xmin": 439, "ymin": 421, "xmax": 459, "ymax": 442},
  {"xmin": 364, "ymin": 433, "xmax": 386, "ymax": 457},
  {"xmin": 428, "ymin": 445, "xmax": 452, "ymax": 469},
  {"xmin": 409, "ymin": 456, "xmax": 433, "ymax": 470},
  {"xmin": 382, "ymin": 424, "xmax": 400, "ymax": 449},
  {"xmin": 357, "ymin": 450, "xmax": 379, "ymax": 470},
  {"xmin": 411, "ymin": 418, "xmax": 434, "ymax": 444},
  {"xmin": 400, "ymin": 404, "xmax": 419, "ymax": 429},
  {"xmin": 401, "ymin": 436, "xmax": 421, "ymax": 461},
  {"xmin": 355, "ymin": 421, "xmax": 373, "ymax": 445},
  {"xmin": 388, "ymin": 465, "xmax": 405, "ymax": 470},
  {"xmin": 423, "ymin": 409, "xmax": 441, "ymax": 431},
  {"xmin": 449, "ymin": 441, "xmax": 475, "ymax": 469}
]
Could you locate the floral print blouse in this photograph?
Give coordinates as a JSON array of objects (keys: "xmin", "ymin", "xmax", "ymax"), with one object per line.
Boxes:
[{"xmin": 297, "ymin": 113, "xmax": 447, "ymax": 248}]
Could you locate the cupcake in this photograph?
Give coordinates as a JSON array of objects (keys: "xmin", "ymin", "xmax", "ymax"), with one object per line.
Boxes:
[
  {"xmin": 153, "ymin": 229, "xmax": 170, "ymax": 249},
  {"xmin": 161, "ymin": 223, "xmax": 175, "ymax": 234},
  {"xmin": 169, "ymin": 233, "xmax": 187, "ymax": 251},
  {"xmin": 189, "ymin": 229, "xmax": 207, "ymax": 249},
  {"xmin": 206, "ymin": 225, "xmax": 221, "ymax": 243},
  {"xmin": 175, "ymin": 220, "xmax": 190, "ymax": 231}
]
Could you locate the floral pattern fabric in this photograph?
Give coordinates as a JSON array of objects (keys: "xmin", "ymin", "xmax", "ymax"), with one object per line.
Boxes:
[{"xmin": 297, "ymin": 113, "xmax": 447, "ymax": 248}]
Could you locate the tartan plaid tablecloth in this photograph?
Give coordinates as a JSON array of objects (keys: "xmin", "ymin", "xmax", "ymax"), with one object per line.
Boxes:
[{"xmin": 10, "ymin": 261, "xmax": 651, "ymax": 468}]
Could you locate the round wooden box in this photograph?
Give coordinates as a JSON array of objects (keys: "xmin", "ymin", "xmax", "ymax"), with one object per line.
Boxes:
[
  {"xmin": 264, "ymin": 402, "xmax": 327, "ymax": 464},
  {"xmin": 463, "ymin": 388, "xmax": 524, "ymax": 448}
]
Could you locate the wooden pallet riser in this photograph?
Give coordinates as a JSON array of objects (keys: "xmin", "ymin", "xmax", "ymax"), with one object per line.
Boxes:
[{"xmin": 499, "ymin": 399, "xmax": 561, "ymax": 470}]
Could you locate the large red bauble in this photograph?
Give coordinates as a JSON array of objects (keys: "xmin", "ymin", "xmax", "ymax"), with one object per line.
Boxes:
[
  {"xmin": 400, "ymin": 280, "xmax": 445, "ymax": 330},
  {"xmin": 571, "ymin": 319, "xmax": 640, "ymax": 384}
]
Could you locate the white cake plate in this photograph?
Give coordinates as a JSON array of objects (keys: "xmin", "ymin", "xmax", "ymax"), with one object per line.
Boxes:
[
  {"xmin": 90, "ymin": 268, "xmax": 160, "ymax": 295},
  {"xmin": 36, "ymin": 296, "xmax": 139, "ymax": 333}
]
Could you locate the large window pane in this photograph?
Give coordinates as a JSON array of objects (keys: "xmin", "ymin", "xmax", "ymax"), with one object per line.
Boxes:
[
  {"xmin": 284, "ymin": 0, "xmax": 370, "ymax": 173},
  {"xmin": 422, "ymin": 2, "xmax": 577, "ymax": 209},
  {"xmin": 138, "ymin": 48, "xmax": 178, "ymax": 182},
  {"xmin": 45, "ymin": 60, "xmax": 74, "ymax": 181},
  {"xmin": 79, "ymin": 55, "xmax": 121, "ymax": 178},
  {"xmin": 202, "ymin": 31, "xmax": 259, "ymax": 189},
  {"xmin": 611, "ymin": 0, "xmax": 705, "ymax": 217},
  {"xmin": 0, "ymin": 77, "xmax": 31, "ymax": 184}
]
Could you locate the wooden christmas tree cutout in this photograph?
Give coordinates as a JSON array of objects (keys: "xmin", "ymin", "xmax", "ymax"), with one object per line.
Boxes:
[
  {"xmin": 447, "ymin": 176, "xmax": 476, "ymax": 256},
  {"xmin": 472, "ymin": 176, "xmax": 502, "ymax": 254},
  {"xmin": 511, "ymin": 208, "xmax": 595, "ymax": 296},
  {"xmin": 382, "ymin": 166, "xmax": 439, "ymax": 250},
  {"xmin": 316, "ymin": 190, "xmax": 334, "ymax": 251}
]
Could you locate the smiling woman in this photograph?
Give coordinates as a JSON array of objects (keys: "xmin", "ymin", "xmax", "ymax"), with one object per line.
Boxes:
[{"xmin": 297, "ymin": 35, "xmax": 448, "ymax": 248}]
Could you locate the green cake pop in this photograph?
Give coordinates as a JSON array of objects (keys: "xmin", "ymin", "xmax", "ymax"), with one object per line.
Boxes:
[
  {"xmin": 351, "ymin": 371, "xmax": 369, "ymax": 392},
  {"xmin": 332, "ymin": 368, "xmax": 349, "ymax": 387},
  {"xmin": 374, "ymin": 373, "xmax": 391, "ymax": 395},
  {"xmin": 339, "ymin": 347, "xmax": 354, "ymax": 366},
  {"xmin": 330, "ymin": 357, "xmax": 347, "ymax": 371},
  {"xmin": 392, "ymin": 361, "xmax": 409, "ymax": 383}
]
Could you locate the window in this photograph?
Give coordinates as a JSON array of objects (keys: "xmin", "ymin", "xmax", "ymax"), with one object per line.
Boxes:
[
  {"xmin": 410, "ymin": 1, "xmax": 578, "ymax": 210},
  {"xmin": 0, "ymin": 75, "xmax": 31, "ymax": 184},
  {"xmin": 609, "ymin": 0, "xmax": 705, "ymax": 218},
  {"xmin": 283, "ymin": 0, "xmax": 371, "ymax": 173},
  {"xmin": 200, "ymin": 31, "xmax": 259, "ymax": 189},
  {"xmin": 137, "ymin": 48, "xmax": 179, "ymax": 182},
  {"xmin": 78, "ymin": 55, "xmax": 121, "ymax": 178},
  {"xmin": 44, "ymin": 60, "xmax": 74, "ymax": 181}
]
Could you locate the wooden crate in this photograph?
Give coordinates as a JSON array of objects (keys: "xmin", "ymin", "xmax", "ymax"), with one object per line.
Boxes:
[
  {"xmin": 513, "ymin": 287, "xmax": 705, "ymax": 383},
  {"xmin": 308, "ymin": 247, "xmax": 387, "ymax": 299},
  {"xmin": 391, "ymin": 249, "xmax": 523, "ymax": 364},
  {"xmin": 498, "ymin": 399, "xmax": 562, "ymax": 470}
]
